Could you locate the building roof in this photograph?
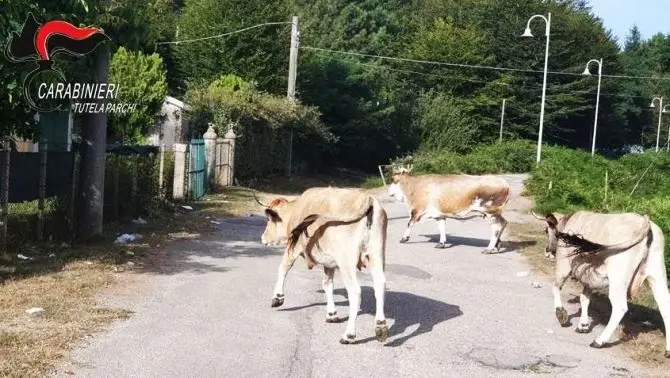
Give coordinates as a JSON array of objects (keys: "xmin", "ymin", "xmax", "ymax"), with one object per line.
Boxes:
[{"xmin": 165, "ymin": 96, "xmax": 190, "ymax": 110}]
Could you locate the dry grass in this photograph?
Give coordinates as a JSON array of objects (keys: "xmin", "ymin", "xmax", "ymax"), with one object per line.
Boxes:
[
  {"xmin": 507, "ymin": 211, "xmax": 668, "ymax": 368},
  {"xmin": 0, "ymin": 199, "xmax": 221, "ymax": 378},
  {"xmin": 0, "ymin": 260, "xmax": 131, "ymax": 377}
]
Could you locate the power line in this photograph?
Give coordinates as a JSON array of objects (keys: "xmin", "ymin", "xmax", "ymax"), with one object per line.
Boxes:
[
  {"xmin": 301, "ymin": 46, "xmax": 670, "ymax": 82},
  {"xmin": 156, "ymin": 22, "xmax": 293, "ymax": 46},
  {"xmin": 301, "ymin": 46, "xmax": 546, "ymax": 75},
  {"xmin": 312, "ymin": 51, "xmax": 655, "ymax": 100}
]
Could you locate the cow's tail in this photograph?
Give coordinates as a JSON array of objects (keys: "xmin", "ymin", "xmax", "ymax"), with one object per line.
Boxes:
[{"xmin": 361, "ymin": 197, "xmax": 387, "ymax": 272}]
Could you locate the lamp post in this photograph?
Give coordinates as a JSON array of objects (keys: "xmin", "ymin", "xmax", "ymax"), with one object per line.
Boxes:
[
  {"xmin": 583, "ymin": 59, "xmax": 603, "ymax": 156},
  {"xmin": 522, "ymin": 12, "xmax": 552, "ymax": 164},
  {"xmin": 664, "ymin": 104, "xmax": 670, "ymax": 151},
  {"xmin": 650, "ymin": 97, "xmax": 664, "ymax": 152}
]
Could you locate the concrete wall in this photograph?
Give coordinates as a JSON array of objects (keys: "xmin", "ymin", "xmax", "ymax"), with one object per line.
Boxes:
[{"xmin": 147, "ymin": 97, "xmax": 189, "ymax": 150}]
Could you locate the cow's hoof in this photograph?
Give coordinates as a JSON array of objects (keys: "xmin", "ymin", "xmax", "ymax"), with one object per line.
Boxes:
[
  {"xmin": 271, "ymin": 296, "xmax": 284, "ymax": 308},
  {"xmin": 575, "ymin": 323, "xmax": 591, "ymax": 334},
  {"xmin": 339, "ymin": 334, "xmax": 356, "ymax": 344},
  {"xmin": 435, "ymin": 242, "xmax": 448, "ymax": 249},
  {"xmin": 399, "ymin": 237, "xmax": 409, "ymax": 243},
  {"xmin": 375, "ymin": 320, "xmax": 389, "ymax": 342},
  {"xmin": 590, "ymin": 340, "xmax": 605, "ymax": 349},
  {"xmin": 326, "ymin": 311, "xmax": 343, "ymax": 323},
  {"xmin": 664, "ymin": 350, "xmax": 670, "ymax": 358},
  {"xmin": 481, "ymin": 248, "xmax": 497, "ymax": 254},
  {"xmin": 555, "ymin": 307, "xmax": 570, "ymax": 327}
]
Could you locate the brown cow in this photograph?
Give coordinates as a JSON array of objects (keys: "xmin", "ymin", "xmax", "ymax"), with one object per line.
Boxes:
[
  {"xmin": 256, "ymin": 187, "xmax": 389, "ymax": 344},
  {"xmin": 387, "ymin": 166, "xmax": 511, "ymax": 253}
]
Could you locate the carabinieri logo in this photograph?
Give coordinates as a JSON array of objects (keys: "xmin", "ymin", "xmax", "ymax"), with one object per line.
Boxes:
[{"xmin": 5, "ymin": 13, "xmax": 114, "ymax": 112}]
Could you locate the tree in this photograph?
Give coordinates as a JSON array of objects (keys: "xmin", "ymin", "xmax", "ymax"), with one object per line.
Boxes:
[
  {"xmin": 174, "ymin": 0, "xmax": 291, "ymax": 94},
  {"xmin": 624, "ymin": 25, "xmax": 643, "ymax": 52},
  {"xmin": 109, "ymin": 47, "xmax": 168, "ymax": 143}
]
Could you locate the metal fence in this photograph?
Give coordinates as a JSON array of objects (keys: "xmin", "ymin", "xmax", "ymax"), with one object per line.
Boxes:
[
  {"xmin": 188, "ymin": 138, "xmax": 206, "ymax": 200},
  {"xmin": 0, "ymin": 143, "xmax": 173, "ymax": 250},
  {"xmin": 0, "ymin": 126, "xmax": 237, "ymax": 251}
]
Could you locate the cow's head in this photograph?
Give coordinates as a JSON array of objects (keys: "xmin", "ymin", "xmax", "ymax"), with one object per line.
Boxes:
[
  {"xmin": 388, "ymin": 165, "xmax": 412, "ymax": 202},
  {"xmin": 254, "ymin": 192, "xmax": 290, "ymax": 246},
  {"xmin": 531, "ymin": 210, "xmax": 567, "ymax": 259}
]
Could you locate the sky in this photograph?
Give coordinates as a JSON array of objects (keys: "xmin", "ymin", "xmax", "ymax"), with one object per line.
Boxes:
[{"xmin": 587, "ymin": 0, "xmax": 670, "ymax": 47}]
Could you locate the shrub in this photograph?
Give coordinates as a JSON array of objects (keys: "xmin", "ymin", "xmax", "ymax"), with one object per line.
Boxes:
[
  {"xmin": 109, "ymin": 47, "xmax": 168, "ymax": 144},
  {"xmin": 361, "ymin": 176, "xmax": 385, "ymax": 189},
  {"xmin": 185, "ymin": 75, "xmax": 336, "ymax": 179},
  {"xmin": 391, "ymin": 140, "xmax": 540, "ymax": 175}
]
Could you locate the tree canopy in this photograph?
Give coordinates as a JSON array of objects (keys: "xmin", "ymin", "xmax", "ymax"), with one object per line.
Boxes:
[{"xmin": 2, "ymin": 0, "xmax": 670, "ymax": 171}]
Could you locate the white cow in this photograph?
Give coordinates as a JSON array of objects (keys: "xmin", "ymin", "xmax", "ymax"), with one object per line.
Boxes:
[
  {"xmin": 534, "ymin": 210, "xmax": 670, "ymax": 358},
  {"xmin": 256, "ymin": 187, "xmax": 389, "ymax": 344}
]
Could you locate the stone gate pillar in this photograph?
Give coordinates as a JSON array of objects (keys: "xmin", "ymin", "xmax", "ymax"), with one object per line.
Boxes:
[{"xmin": 203, "ymin": 123, "xmax": 218, "ymax": 191}]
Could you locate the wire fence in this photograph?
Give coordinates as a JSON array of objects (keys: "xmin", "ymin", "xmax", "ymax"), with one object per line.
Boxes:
[{"xmin": 0, "ymin": 144, "xmax": 177, "ymax": 251}]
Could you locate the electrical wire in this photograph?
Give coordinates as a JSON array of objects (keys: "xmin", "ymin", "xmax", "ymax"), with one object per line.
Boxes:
[
  {"xmin": 156, "ymin": 22, "xmax": 293, "ymax": 45},
  {"xmin": 309, "ymin": 50, "xmax": 657, "ymax": 100},
  {"xmin": 301, "ymin": 46, "xmax": 670, "ymax": 82}
]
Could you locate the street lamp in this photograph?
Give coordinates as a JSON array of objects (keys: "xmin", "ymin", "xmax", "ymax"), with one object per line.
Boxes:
[
  {"xmin": 663, "ymin": 104, "xmax": 670, "ymax": 151},
  {"xmin": 522, "ymin": 12, "xmax": 552, "ymax": 164},
  {"xmin": 583, "ymin": 59, "xmax": 603, "ymax": 157},
  {"xmin": 650, "ymin": 97, "xmax": 664, "ymax": 152}
]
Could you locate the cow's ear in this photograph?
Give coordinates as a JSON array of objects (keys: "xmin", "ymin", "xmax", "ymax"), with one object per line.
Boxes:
[
  {"xmin": 265, "ymin": 209, "xmax": 282, "ymax": 222},
  {"xmin": 545, "ymin": 213, "xmax": 558, "ymax": 228}
]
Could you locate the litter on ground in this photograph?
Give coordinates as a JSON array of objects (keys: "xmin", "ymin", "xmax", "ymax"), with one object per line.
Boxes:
[
  {"xmin": 114, "ymin": 233, "xmax": 143, "ymax": 244},
  {"xmin": 25, "ymin": 307, "xmax": 44, "ymax": 316},
  {"xmin": 132, "ymin": 217, "xmax": 148, "ymax": 225}
]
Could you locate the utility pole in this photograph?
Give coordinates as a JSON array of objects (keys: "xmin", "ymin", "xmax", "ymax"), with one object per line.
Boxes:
[
  {"xmin": 499, "ymin": 99, "xmax": 506, "ymax": 143},
  {"xmin": 286, "ymin": 15, "xmax": 299, "ymax": 177},
  {"xmin": 76, "ymin": 25, "xmax": 110, "ymax": 239}
]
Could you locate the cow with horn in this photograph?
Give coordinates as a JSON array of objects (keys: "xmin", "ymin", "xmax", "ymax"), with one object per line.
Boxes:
[
  {"xmin": 387, "ymin": 165, "xmax": 511, "ymax": 253},
  {"xmin": 531, "ymin": 209, "xmax": 670, "ymax": 358},
  {"xmin": 255, "ymin": 187, "xmax": 390, "ymax": 345}
]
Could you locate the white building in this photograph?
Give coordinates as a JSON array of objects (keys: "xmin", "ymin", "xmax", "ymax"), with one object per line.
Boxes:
[{"xmin": 147, "ymin": 96, "xmax": 190, "ymax": 150}]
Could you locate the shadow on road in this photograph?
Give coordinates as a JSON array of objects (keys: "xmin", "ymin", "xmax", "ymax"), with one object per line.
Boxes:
[
  {"xmin": 136, "ymin": 215, "xmax": 283, "ymax": 275},
  {"xmin": 409, "ymin": 234, "xmax": 536, "ymax": 254},
  {"xmin": 279, "ymin": 286, "xmax": 462, "ymax": 347}
]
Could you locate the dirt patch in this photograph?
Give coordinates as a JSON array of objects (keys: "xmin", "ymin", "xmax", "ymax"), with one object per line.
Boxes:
[
  {"xmin": 0, "ymin": 260, "xmax": 131, "ymax": 377},
  {"xmin": 0, "ymin": 200, "xmax": 220, "ymax": 377}
]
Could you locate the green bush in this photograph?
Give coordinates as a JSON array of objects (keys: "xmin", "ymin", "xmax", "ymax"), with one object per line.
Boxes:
[
  {"xmin": 393, "ymin": 139, "xmax": 541, "ymax": 175},
  {"xmin": 361, "ymin": 176, "xmax": 385, "ymax": 189},
  {"xmin": 185, "ymin": 74, "xmax": 336, "ymax": 179}
]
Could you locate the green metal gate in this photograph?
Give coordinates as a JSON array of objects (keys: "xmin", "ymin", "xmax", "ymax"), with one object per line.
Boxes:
[{"xmin": 188, "ymin": 138, "xmax": 206, "ymax": 199}]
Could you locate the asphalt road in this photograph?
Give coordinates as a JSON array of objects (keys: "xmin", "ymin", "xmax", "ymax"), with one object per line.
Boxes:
[{"xmin": 52, "ymin": 174, "xmax": 654, "ymax": 377}]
